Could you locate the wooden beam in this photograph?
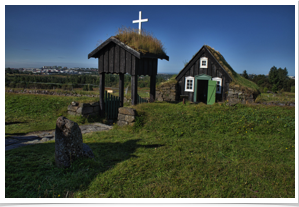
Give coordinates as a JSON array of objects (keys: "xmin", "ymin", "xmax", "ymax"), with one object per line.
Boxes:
[
  {"xmin": 149, "ymin": 59, "xmax": 157, "ymax": 102},
  {"xmin": 119, "ymin": 73, "xmax": 124, "ymax": 107},
  {"xmin": 131, "ymin": 75, "xmax": 138, "ymax": 105},
  {"xmin": 109, "ymin": 44, "xmax": 114, "ymax": 73},
  {"xmin": 99, "ymin": 73, "xmax": 105, "ymax": 118},
  {"xmin": 114, "ymin": 45, "xmax": 120, "ymax": 73},
  {"xmin": 120, "ymin": 47, "xmax": 126, "ymax": 73},
  {"xmin": 149, "ymin": 74, "xmax": 156, "ymax": 102}
]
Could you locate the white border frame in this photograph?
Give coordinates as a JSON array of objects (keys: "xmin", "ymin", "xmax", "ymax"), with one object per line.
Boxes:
[
  {"xmin": 200, "ymin": 57, "xmax": 208, "ymax": 68},
  {"xmin": 185, "ymin": 76, "xmax": 194, "ymax": 92},
  {"xmin": 212, "ymin": 77, "xmax": 222, "ymax": 94}
]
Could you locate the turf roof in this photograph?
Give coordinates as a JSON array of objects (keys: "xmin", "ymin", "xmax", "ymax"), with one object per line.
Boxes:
[
  {"xmin": 204, "ymin": 45, "xmax": 259, "ymax": 92},
  {"xmin": 176, "ymin": 45, "xmax": 259, "ymax": 93}
]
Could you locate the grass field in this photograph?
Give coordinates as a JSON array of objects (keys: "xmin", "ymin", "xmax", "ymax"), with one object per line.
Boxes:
[
  {"xmin": 5, "ymin": 93, "xmax": 295, "ymax": 198},
  {"xmin": 5, "ymin": 93, "xmax": 100, "ymax": 135},
  {"xmin": 255, "ymin": 92, "xmax": 295, "ymax": 103}
]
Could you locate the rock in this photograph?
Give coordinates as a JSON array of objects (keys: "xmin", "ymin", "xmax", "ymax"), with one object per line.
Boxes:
[
  {"xmin": 124, "ymin": 115, "xmax": 135, "ymax": 123},
  {"xmin": 67, "ymin": 105, "xmax": 79, "ymax": 112},
  {"xmin": 117, "ymin": 120, "xmax": 128, "ymax": 126},
  {"xmin": 82, "ymin": 143, "xmax": 95, "ymax": 159},
  {"xmin": 55, "ymin": 116, "xmax": 94, "ymax": 168},
  {"xmin": 71, "ymin": 101, "xmax": 79, "ymax": 106},
  {"xmin": 118, "ymin": 107, "xmax": 137, "ymax": 116},
  {"xmin": 118, "ymin": 113, "xmax": 126, "ymax": 121}
]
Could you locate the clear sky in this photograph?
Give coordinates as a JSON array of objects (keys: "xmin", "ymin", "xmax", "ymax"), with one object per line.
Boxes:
[{"xmin": 5, "ymin": 4, "xmax": 296, "ymax": 76}]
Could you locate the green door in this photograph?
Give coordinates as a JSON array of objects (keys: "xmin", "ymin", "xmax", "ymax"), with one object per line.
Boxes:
[
  {"xmin": 207, "ymin": 80, "xmax": 217, "ymax": 105},
  {"xmin": 194, "ymin": 74, "xmax": 212, "ymax": 103}
]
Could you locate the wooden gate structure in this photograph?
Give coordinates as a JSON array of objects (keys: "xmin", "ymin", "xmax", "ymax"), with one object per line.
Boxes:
[{"xmin": 88, "ymin": 36, "xmax": 169, "ymax": 118}]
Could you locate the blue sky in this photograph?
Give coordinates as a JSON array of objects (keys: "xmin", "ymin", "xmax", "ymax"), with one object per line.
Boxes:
[{"xmin": 5, "ymin": 5, "xmax": 296, "ymax": 76}]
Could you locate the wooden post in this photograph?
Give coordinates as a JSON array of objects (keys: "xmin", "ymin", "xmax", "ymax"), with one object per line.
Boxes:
[
  {"xmin": 149, "ymin": 74, "xmax": 156, "ymax": 102},
  {"xmin": 119, "ymin": 73, "xmax": 124, "ymax": 107},
  {"xmin": 99, "ymin": 73, "xmax": 105, "ymax": 118},
  {"xmin": 131, "ymin": 75, "xmax": 138, "ymax": 105}
]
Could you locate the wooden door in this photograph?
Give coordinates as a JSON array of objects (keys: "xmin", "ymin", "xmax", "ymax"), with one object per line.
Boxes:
[{"xmin": 207, "ymin": 80, "xmax": 217, "ymax": 105}]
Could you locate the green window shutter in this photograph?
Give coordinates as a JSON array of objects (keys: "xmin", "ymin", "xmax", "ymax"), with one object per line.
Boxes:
[{"xmin": 207, "ymin": 80, "xmax": 217, "ymax": 105}]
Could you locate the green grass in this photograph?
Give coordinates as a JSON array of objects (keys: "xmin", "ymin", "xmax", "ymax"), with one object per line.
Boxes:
[
  {"xmin": 5, "ymin": 93, "xmax": 101, "ymax": 135},
  {"xmin": 255, "ymin": 92, "xmax": 295, "ymax": 103},
  {"xmin": 6, "ymin": 87, "xmax": 100, "ymax": 96},
  {"xmin": 5, "ymin": 99, "xmax": 295, "ymax": 198}
]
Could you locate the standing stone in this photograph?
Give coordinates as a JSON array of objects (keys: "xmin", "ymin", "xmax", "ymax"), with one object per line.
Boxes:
[{"xmin": 55, "ymin": 116, "xmax": 94, "ymax": 168}]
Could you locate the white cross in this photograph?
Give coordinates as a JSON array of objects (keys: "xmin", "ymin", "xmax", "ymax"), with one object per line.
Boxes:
[{"xmin": 132, "ymin": 11, "xmax": 148, "ymax": 35}]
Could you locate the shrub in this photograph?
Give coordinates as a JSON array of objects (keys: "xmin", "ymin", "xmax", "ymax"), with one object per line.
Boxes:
[
  {"xmin": 272, "ymin": 84, "xmax": 278, "ymax": 93},
  {"xmin": 83, "ymin": 85, "xmax": 88, "ymax": 91},
  {"xmin": 291, "ymin": 86, "xmax": 295, "ymax": 93},
  {"xmin": 263, "ymin": 87, "xmax": 268, "ymax": 93}
]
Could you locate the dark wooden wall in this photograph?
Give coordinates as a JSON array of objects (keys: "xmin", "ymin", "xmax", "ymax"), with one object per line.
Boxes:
[
  {"xmin": 97, "ymin": 42, "xmax": 157, "ymax": 76},
  {"xmin": 176, "ymin": 47, "xmax": 232, "ymax": 102}
]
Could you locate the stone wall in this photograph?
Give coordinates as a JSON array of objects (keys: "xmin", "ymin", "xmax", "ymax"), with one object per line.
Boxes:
[
  {"xmin": 227, "ymin": 85, "xmax": 259, "ymax": 105},
  {"xmin": 117, "ymin": 107, "xmax": 137, "ymax": 126},
  {"xmin": 68, "ymin": 101, "xmax": 99, "ymax": 117},
  {"xmin": 155, "ymin": 80, "xmax": 179, "ymax": 102}
]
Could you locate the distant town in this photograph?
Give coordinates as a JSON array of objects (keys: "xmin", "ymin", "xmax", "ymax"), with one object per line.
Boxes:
[
  {"xmin": 4, "ymin": 66, "xmax": 295, "ymax": 80},
  {"xmin": 5, "ymin": 66, "xmax": 98, "ymax": 75}
]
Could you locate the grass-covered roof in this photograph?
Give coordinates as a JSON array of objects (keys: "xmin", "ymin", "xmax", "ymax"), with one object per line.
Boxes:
[
  {"xmin": 114, "ymin": 27, "xmax": 167, "ymax": 57},
  {"xmin": 204, "ymin": 45, "xmax": 259, "ymax": 92}
]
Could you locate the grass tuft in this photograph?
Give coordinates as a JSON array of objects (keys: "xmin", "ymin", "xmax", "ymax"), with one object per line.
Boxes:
[{"xmin": 114, "ymin": 26, "xmax": 167, "ymax": 56}]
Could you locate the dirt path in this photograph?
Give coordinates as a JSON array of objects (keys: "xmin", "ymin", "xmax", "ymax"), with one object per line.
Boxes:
[{"xmin": 5, "ymin": 123, "xmax": 113, "ymax": 151}]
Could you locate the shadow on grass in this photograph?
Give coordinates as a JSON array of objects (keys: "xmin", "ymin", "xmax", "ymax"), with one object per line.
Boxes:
[
  {"xmin": 5, "ymin": 132, "xmax": 27, "ymax": 136},
  {"xmin": 5, "ymin": 139, "xmax": 164, "ymax": 198},
  {"xmin": 5, "ymin": 121, "xmax": 27, "ymax": 125}
]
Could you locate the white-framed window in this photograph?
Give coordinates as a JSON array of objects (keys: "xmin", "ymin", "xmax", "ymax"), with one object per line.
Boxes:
[
  {"xmin": 200, "ymin": 57, "xmax": 208, "ymax": 68},
  {"xmin": 212, "ymin": 77, "xmax": 222, "ymax": 94},
  {"xmin": 185, "ymin": 76, "xmax": 194, "ymax": 92}
]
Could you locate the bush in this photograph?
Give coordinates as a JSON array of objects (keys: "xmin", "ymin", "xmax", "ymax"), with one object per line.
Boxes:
[
  {"xmin": 9, "ymin": 82, "xmax": 16, "ymax": 88},
  {"xmin": 83, "ymin": 85, "xmax": 88, "ymax": 91},
  {"xmin": 291, "ymin": 86, "xmax": 295, "ymax": 93},
  {"xmin": 272, "ymin": 84, "xmax": 278, "ymax": 93},
  {"xmin": 263, "ymin": 87, "xmax": 268, "ymax": 93}
]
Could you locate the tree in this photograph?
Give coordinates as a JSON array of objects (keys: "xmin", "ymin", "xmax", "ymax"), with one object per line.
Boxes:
[
  {"xmin": 242, "ymin": 70, "xmax": 249, "ymax": 79},
  {"xmin": 268, "ymin": 66, "xmax": 278, "ymax": 85},
  {"xmin": 272, "ymin": 84, "xmax": 278, "ymax": 93}
]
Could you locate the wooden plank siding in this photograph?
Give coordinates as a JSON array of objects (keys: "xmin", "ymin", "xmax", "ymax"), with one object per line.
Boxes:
[
  {"xmin": 97, "ymin": 44, "xmax": 159, "ymax": 77},
  {"xmin": 175, "ymin": 45, "xmax": 232, "ymax": 102}
]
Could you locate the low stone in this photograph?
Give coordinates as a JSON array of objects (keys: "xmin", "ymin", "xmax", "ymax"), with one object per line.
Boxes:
[
  {"xmin": 55, "ymin": 116, "xmax": 84, "ymax": 168},
  {"xmin": 157, "ymin": 96, "xmax": 164, "ymax": 102},
  {"xmin": 118, "ymin": 107, "xmax": 137, "ymax": 116},
  {"xmin": 118, "ymin": 113, "xmax": 126, "ymax": 121},
  {"xmin": 68, "ymin": 111, "xmax": 77, "ymax": 116},
  {"xmin": 81, "ymin": 106, "xmax": 94, "ymax": 115},
  {"xmin": 82, "ymin": 143, "xmax": 95, "ymax": 159},
  {"xmin": 117, "ymin": 120, "xmax": 128, "ymax": 126},
  {"xmin": 125, "ymin": 115, "xmax": 135, "ymax": 123},
  {"xmin": 93, "ymin": 105, "xmax": 100, "ymax": 112},
  {"xmin": 90, "ymin": 102, "xmax": 99, "ymax": 106},
  {"xmin": 67, "ymin": 105, "xmax": 78, "ymax": 112},
  {"xmin": 71, "ymin": 101, "xmax": 78, "ymax": 106}
]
